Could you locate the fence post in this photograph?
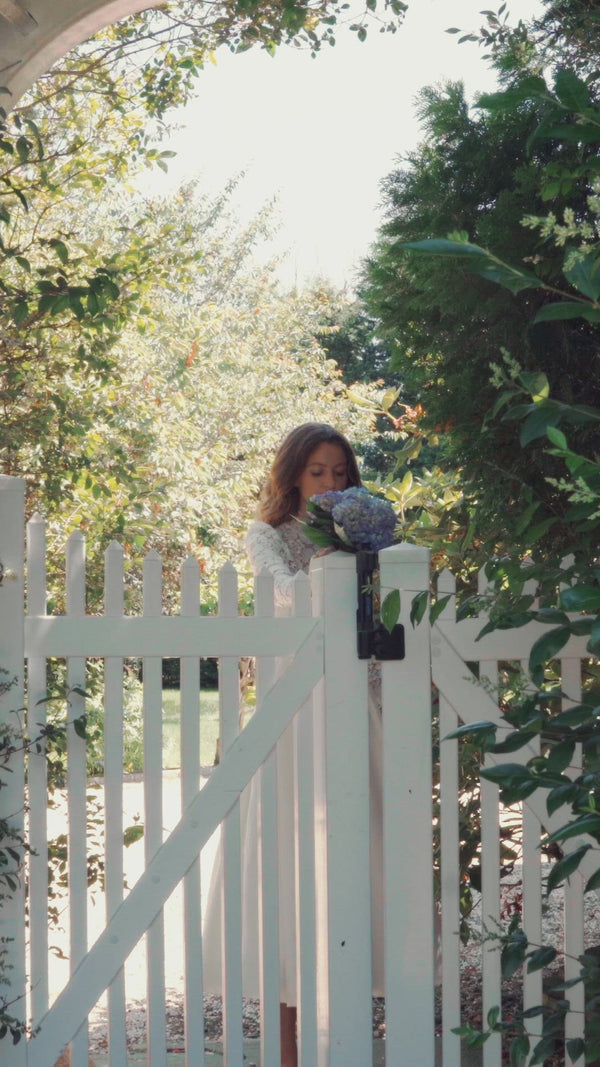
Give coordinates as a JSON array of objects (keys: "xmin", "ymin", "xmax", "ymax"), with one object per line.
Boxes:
[
  {"xmin": 0, "ymin": 476, "xmax": 27, "ymax": 1066},
  {"xmin": 310, "ymin": 551, "xmax": 372, "ymax": 1067},
  {"xmin": 378, "ymin": 542, "xmax": 435, "ymax": 1066}
]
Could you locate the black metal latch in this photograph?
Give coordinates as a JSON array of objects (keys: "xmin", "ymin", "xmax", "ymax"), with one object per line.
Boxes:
[{"xmin": 355, "ymin": 550, "xmax": 405, "ymax": 661}]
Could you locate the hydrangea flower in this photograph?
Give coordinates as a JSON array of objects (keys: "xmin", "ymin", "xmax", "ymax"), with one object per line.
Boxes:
[
  {"xmin": 310, "ymin": 486, "xmax": 398, "ymax": 552},
  {"xmin": 310, "ymin": 489, "xmax": 345, "ymax": 513}
]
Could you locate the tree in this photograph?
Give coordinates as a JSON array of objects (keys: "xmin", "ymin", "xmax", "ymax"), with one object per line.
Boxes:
[
  {"xmin": 388, "ymin": 29, "xmax": 600, "ymax": 1063},
  {"xmin": 4, "ymin": 172, "xmax": 379, "ymax": 609},
  {"xmin": 361, "ymin": 61, "xmax": 600, "ymax": 555},
  {"xmin": 1, "ymin": 0, "xmax": 408, "ymax": 516}
]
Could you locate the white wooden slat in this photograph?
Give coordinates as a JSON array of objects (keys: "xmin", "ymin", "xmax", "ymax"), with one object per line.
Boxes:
[
  {"xmin": 379, "ymin": 545, "xmax": 435, "ymax": 1067},
  {"xmin": 28, "ymin": 621, "xmax": 324, "ymax": 1067},
  {"xmin": 480, "ymin": 662, "xmax": 501, "ymax": 1067},
  {"xmin": 0, "ymin": 477, "xmax": 27, "ymax": 1067},
  {"xmin": 432, "ymin": 630, "xmax": 599, "ymax": 885},
  {"xmin": 143, "ymin": 550, "xmax": 167, "ymax": 1067},
  {"xmin": 516, "ymin": 597, "xmax": 543, "ymax": 1032},
  {"xmin": 104, "ymin": 541, "xmax": 127, "ymax": 1066},
  {"xmin": 439, "ymin": 696, "xmax": 461, "ymax": 1067},
  {"xmin": 521, "ymin": 643, "xmax": 542, "ymax": 1035},
  {"xmin": 311, "ymin": 668, "xmax": 329, "ymax": 1067},
  {"xmin": 26, "ymin": 513, "xmax": 50, "ymax": 1027},
  {"xmin": 436, "ymin": 570, "xmax": 461, "ymax": 1067},
  {"xmin": 254, "ymin": 568, "xmax": 281, "ymax": 1067},
  {"xmin": 218, "ymin": 563, "xmax": 244, "ymax": 1067},
  {"xmin": 310, "ymin": 552, "xmax": 373, "ymax": 1067},
  {"xmin": 522, "ymin": 738, "xmax": 543, "ymax": 1034},
  {"xmin": 65, "ymin": 530, "xmax": 89, "ymax": 1067},
  {"xmin": 561, "ymin": 658, "xmax": 585, "ymax": 1065},
  {"xmin": 292, "ymin": 572, "xmax": 319, "ymax": 1067},
  {"xmin": 25, "ymin": 614, "xmax": 319, "ymax": 658},
  {"xmin": 180, "ymin": 555, "xmax": 205, "ymax": 1067},
  {"xmin": 436, "ymin": 618, "xmax": 588, "ymax": 663}
]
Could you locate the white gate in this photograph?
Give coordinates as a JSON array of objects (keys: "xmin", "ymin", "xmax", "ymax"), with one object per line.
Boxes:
[{"xmin": 0, "ymin": 473, "xmax": 595, "ymax": 1066}]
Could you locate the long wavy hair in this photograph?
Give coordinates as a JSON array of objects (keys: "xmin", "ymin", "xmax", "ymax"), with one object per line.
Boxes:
[{"xmin": 259, "ymin": 423, "xmax": 361, "ymax": 527}]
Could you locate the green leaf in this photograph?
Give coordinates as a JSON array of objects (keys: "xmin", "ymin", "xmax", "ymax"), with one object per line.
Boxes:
[
  {"xmin": 501, "ymin": 931, "xmax": 528, "ymax": 977},
  {"xmin": 564, "ymin": 250, "xmax": 600, "ymax": 301},
  {"xmin": 565, "ymin": 1038, "xmax": 585, "ymax": 1063},
  {"xmin": 520, "ymin": 371, "xmax": 550, "ymax": 402},
  {"xmin": 430, "ymin": 594, "xmax": 452, "ymax": 625},
  {"xmin": 475, "ymin": 76, "xmax": 548, "ymax": 113},
  {"xmin": 545, "ymin": 738, "xmax": 576, "ymax": 774},
  {"xmin": 543, "ymin": 813, "xmax": 600, "ymax": 845},
  {"xmin": 509, "ymin": 1033, "xmax": 530, "ymax": 1067},
  {"xmin": 520, "ymin": 404, "xmax": 562, "ymax": 445},
  {"xmin": 491, "ymin": 729, "xmax": 537, "ymax": 754},
  {"xmin": 50, "ymin": 239, "xmax": 69, "ymax": 265},
  {"xmin": 553, "ymin": 68, "xmax": 591, "ymax": 112},
  {"xmin": 527, "ymin": 945, "xmax": 557, "ymax": 972},
  {"xmin": 530, "ymin": 1035, "xmax": 559, "ymax": 1065},
  {"xmin": 531, "ymin": 607, "xmax": 569, "ymax": 625},
  {"xmin": 479, "ymin": 763, "xmax": 532, "ymax": 785},
  {"xmin": 546, "ymin": 426, "xmax": 568, "ymax": 449},
  {"xmin": 528, "ymin": 626, "xmax": 571, "ymax": 684},
  {"xmin": 381, "ymin": 589, "xmax": 400, "ymax": 634},
  {"xmin": 123, "ymin": 824, "xmax": 144, "ymax": 847},
  {"xmin": 546, "ymin": 781, "xmax": 577, "ymax": 816},
  {"xmin": 72, "ymin": 716, "xmax": 86, "ymax": 741},
  {"xmin": 552, "ymin": 703, "xmax": 598, "ymax": 728},
  {"xmin": 533, "ymin": 300, "xmax": 600, "ymax": 324},
  {"xmin": 402, "ymin": 237, "xmax": 489, "ymax": 258},
  {"xmin": 444, "ymin": 720, "xmax": 497, "ymax": 741},
  {"xmin": 587, "ymin": 616, "xmax": 600, "ymax": 656},
  {"xmin": 410, "ymin": 589, "xmax": 428, "ymax": 628},
  {"xmin": 546, "ymin": 844, "xmax": 592, "ymax": 894},
  {"xmin": 487, "ymin": 1005, "xmax": 500, "ymax": 1029},
  {"xmin": 12, "ymin": 301, "xmax": 29, "ymax": 325},
  {"xmin": 560, "ymin": 585, "xmax": 600, "ymax": 612}
]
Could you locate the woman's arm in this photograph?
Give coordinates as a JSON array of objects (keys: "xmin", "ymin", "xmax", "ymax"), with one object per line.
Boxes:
[{"xmin": 245, "ymin": 521, "xmax": 297, "ymax": 609}]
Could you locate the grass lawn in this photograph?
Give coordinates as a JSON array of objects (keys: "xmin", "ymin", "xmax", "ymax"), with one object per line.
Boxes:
[{"xmin": 162, "ymin": 688, "xmax": 220, "ymax": 769}]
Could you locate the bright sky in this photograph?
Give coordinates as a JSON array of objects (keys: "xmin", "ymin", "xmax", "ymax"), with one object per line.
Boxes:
[{"xmin": 141, "ymin": 0, "xmax": 544, "ymax": 290}]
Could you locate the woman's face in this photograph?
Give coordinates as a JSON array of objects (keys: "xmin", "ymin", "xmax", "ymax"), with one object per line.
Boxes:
[{"xmin": 295, "ymin": 442, "xmax": 348, "ymax": 516}]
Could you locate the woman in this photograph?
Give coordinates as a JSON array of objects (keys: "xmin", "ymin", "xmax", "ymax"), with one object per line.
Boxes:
[{"xmin": 203, "ymin": 424, "xmax": 383, "ymax": 1067}]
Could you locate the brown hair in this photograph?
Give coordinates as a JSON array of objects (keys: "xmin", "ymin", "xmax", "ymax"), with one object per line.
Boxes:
[{"xmin": 259, "ymin": 423, "xmax": 361, "ymax": 527}]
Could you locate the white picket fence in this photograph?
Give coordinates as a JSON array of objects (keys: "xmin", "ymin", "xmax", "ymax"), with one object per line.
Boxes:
[{"xmin": 0, "ymin": 473, "xmax": 596, "ymax": 1067}]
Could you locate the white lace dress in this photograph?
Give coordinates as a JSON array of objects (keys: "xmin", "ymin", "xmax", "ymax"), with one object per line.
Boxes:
[{"xmin": 201, "ymin": 519, "xmax": 384, "ymax": 1003}]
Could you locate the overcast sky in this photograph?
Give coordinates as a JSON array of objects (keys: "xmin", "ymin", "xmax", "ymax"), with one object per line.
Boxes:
[{"xmin": 139, "ymin": 0, "xmax": 544, "ymax": 290}]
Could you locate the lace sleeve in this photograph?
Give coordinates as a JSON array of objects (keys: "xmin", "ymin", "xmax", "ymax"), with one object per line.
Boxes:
[{"xmin": 245, "ymin": 521, "xmax": 297, "ymax": 609}]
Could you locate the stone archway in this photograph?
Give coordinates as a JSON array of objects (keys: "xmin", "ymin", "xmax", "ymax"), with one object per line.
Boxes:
[{"xmin": 0, "ymin": 0, "xmax": 158, "ymax": 106}]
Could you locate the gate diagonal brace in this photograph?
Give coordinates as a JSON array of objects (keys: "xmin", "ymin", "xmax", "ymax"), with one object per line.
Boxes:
[{"xmin": 28, "ymin": 619, "xmax": 324, "ymax": 1067}]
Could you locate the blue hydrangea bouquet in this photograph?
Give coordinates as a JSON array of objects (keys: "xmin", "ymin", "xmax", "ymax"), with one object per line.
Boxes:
[{"xmin": 303, "ymin": 486, "xmax": 399, "ymax": 554}]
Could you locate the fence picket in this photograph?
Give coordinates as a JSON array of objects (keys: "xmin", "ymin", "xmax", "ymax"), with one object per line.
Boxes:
[
  {"xmin": 0, "ymin": 477, "xmax": 27, "ymax": 1067},
  {"xmin": 561, "ymin": 658, "xmax": 585, "ymax": 1065},
  {"xmin": 292, "ymin": 571, "xmax": 319, "ymax": 1067},
  {"xmin": 180, "ymin": 554, "xmax": 205, "ymax": 1067},
  {"xmin": 143, "ymin": 549, "xmax": 167, "ymax": 1067},
  {"xmin": 480, "ymin": 660, "xmax": 502, "ymax": 1067},
  {"xmin": 379, "ymin": 544, "xmax": 435, "ymax": 1067},
  {"xmin": 65, "ymin": 531, "xmax": 90, "ymax": 1067},
  {"xmin": 311, "ymin": 552, "xmax": 373, "ymax": 1067},
  {"xmin": 218, "ymin": 562, "xmax": 244, "ymax": 1067},
  {"xmin": 104, "ymin": 541, "xmax": 127, "ymax": 1065},
  {"xmin": 254, "ymin": 568, "xmax": 281, "ymax": 1067},
  {"xmin": 436, "ymin": 569, "xmax": 461, "ymax": 1067},
  {"xmin": 26, "ymin": 513, "xmax": 50, "ymax": 1027}
]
